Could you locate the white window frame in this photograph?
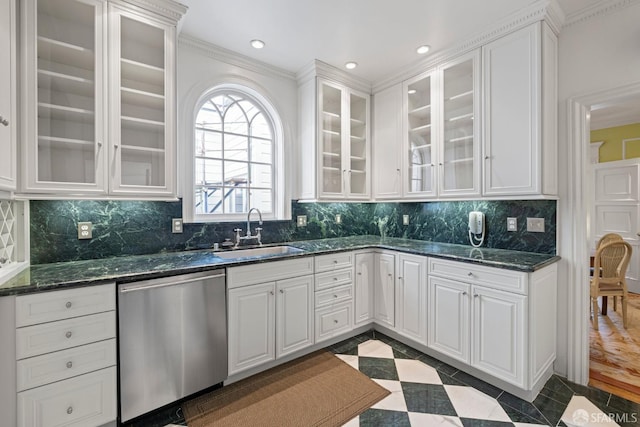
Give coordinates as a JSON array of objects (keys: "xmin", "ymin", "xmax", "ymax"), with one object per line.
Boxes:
[{"xmin": 183, "ymin": 84, "xmax": 286, "ymax": 223}]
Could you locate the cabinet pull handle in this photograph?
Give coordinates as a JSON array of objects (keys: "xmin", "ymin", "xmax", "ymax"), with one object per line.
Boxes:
[
  {"xmin": 467, "ymin": 272, "xmax": 473, "ymax": 277},
  {"xmin": 333, "ymin": 294, "xmax": 338, "ymax": 298},
  {"xmin": 439, "ymin": 162, "xmax": 443, "ymax": 166},
  {"xmin": 65, "ymin": 301, "xmax": 72, "ymax": 309},
  {"xmin": 398, "ymin": 276, "xmax": 403, "ymax": 280},
  {"xmin": 67, "ymin": 407, "xmax": 73, "ymax": 415},
  {"xmin": 333, "ymin": 277, "xmax": 338, "ymax": 281},
  {"xmin": 0, "ymin": 116, "xmax": 8, "ymax": 126},
  {"xmin": 333, "ymin": 319, "xmax": 338, "ymax": 324},
  {"xmin": 97, "ymin": 141, "xmax": 103, "ymax": 148},
  {"xmin": 388, "ymin": 273, "xmax": 392, "ymax": 277},
  {"xmin": 462, "ymin": 291, "xmax": 467, "ymax": 295},
  {"xmin": 357, "ymin": 272, "xmax": 362, "ymax": 275},
  {"xmin": 66, "ymin": 361, "xmax": 73, "ymax": 369},
  {"xmin": 396, "ymin": 168, "xmax": 400, "ymax": 173},
  {"xmin": 270, "ymin": 291, "xmax": 274, "ymax": 295},
  {"xmin": 279, "ymin": 289, "xmax": 284, "ymax": 294},
  {"xmin": 333, "ymin": 260, "xmax": 338, "ymax": 264},
  {"xmin": 473, "ymin": 294, "xmax": 479, "ymax": 298},
  {"xmin": 484, "ymin": 155, "xmax": 490, "ymax": 160},
  {"xmin": 65, "ymin": 331, "xmax": 72, "ymax": 339}
]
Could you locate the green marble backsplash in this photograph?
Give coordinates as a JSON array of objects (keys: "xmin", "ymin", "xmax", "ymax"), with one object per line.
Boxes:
[{"xmin": 30, "ymin": 199, "xmax": 556, "ymax": 264}]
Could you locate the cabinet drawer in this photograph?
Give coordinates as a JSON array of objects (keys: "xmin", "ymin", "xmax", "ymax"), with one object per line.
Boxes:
[
  {"xmin": 17, "ymin": 367, "xmax": 117, "ymax": 427},
  {"xmin": 16, "ymin": 312, "xmax": 116, "ymax": 360},
  {"xmin": 314, "ymin": 268, "xmax": 353, "ymax": 291},
  {"xmin": 315, "ymin": 302, "xmax": 353, "ymax": 343},
  {"xmin": 17, "ymin": 339, "xmax": 116, "ymax": 392},
  {"xmin": 315, "ymin": 284, "xmax": 353, "ymax": 308},
  {"xmin": 315, "ymin": 252, "xmax": 353, "ymax": 273},
  {"xmin": 428, "ymin": 258, "xmax": 527, "ymax": 294},
  {"xmin": 228, "ymin": 257, "xmax": 314, "ymax": 289},
  {"xmin": 16, "ymin": 283, "xmax": 115, "ymax": 327}
]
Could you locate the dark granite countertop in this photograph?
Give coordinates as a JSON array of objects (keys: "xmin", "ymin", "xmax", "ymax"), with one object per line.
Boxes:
[{"xmin": 0, "ymin": 236, "xmax": 560, "ymax": 297}]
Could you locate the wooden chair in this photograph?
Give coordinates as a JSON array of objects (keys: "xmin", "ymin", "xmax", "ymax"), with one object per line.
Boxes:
[
  {"xmin": 590, "ymin": 239, "xmax": 632, "ymax": 330},
  {"xmin": 594, "ymin": 233, "xmax": 624, "ymax": 312}
]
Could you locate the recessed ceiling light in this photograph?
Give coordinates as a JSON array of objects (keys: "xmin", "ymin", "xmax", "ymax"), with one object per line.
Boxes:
[
  {"xmin": 250, "ymin": 39, "xmax": 265, "ymax": 49},
  {"xmin": 416, "ymin": 45, "xmax": 430, "ymax": 54},
  {"xmin": 408, "ymin": 89, "xmax": 417, "ymax": 95},
  {"xmin": 345, "ymin": 62, "xmax": 358, "ymax": 70}
]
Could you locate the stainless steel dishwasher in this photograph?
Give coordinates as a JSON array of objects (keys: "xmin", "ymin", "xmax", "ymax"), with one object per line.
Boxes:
[{"xmin": 118, "ymin": 270, "xmax": 227, "ymax": 422}]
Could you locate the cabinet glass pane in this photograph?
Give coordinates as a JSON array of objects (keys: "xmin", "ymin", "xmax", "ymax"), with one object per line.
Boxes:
[
  {"xmin": 407, "ymin": 75, "xmax": 433, "ymax": 193},
  {"xmin": 321, "ymin": 84, "xmax": 342, "ymax": 193},
  {"xmin": 119, "ymin": 16, "xmax": 166, "ymax": 186},
  {"xmin": 349, "ymin": 93, "xmax": 367, "ymax": 195},
  {"xmin": 442, "ymin": 59, "xmax": 475, "ymax": 192},
  {"xmin": 36, "ymin": 0, "xmax": 97, "ymax": 184}
]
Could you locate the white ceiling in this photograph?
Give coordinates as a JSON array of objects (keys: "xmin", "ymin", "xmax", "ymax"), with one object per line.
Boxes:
[
  {"xmin": 591, "ymin": 94, "xmax": 640, "ymax": 130},
  {"xmin": 178, "ymin": 0, "xmax": 601, "ymax": 83}
]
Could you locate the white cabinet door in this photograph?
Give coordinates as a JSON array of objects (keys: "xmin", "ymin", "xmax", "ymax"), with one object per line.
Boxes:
[
  {"xmin": 108, "ymin": 4, "xmax": 175, "ymax": 196},
  {"xmin": 276, "ymin": 275, "xmax": 314, "ymax": 358},
  {"xmin": 427, "ymin": 276, "xmax": 470, "ymax": 363},
  {"xmin": 483, "ymin": 24, "xmax": 540, "ymax": 196},
  {"xmin": 438, "ymin": 50, "xmax": 481, "ymax": 198},
  {"xmin": 404, "ymin": 70, "xmax": 436, "ymax": 199},
  {"xmin": 395, "ymin": 254, "xmax": 427, "ymax": 344},
  {"xmin": 228, "ymin": 282, "xmax": 275, "ymax": 375},
  {"xmin": 0, "ymin": 0, "xmax": 16, "ymax": 191},
  {"xmin": 374, "ymin": 252, "xmax": 395, "ymax": 327},
  {"xmin": 372, "ymin": 84, "xmax": 403, "ymax": 199},
  {"xmin": 594, "ymin": 162, "xmax": 639, "ymax": 202},
  {"xmin": 354, "ymin": 252, "xmax": 374, "ymax": 325},
  {"xmin": 471, "ymin": 285, "xmax": 526, "ymax": 388}
]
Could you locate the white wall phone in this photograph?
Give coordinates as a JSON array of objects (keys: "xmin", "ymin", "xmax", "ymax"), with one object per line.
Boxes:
[{"xmin": 468, "ymin": 211, "xmax": 485, "ymax": 248}]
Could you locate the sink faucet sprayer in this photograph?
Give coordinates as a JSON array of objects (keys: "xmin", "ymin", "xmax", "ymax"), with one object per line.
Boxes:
[{"xmin": 234, "ymin": 208, "xmax": 263, "ymax": 248}]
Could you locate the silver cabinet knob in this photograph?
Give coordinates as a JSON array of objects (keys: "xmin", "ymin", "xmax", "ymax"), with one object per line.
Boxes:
[
  {"xmin": 279, "ymin": 289, "xmax": 284, "ymax": 294},
  {"xmin": 0, "ymin": 116, "xmax": 8, "ymax": 126},
  {"xmin": 357, "ymin": 272, "xmax": 362, "ymax": 275},
  {"xmin": 333, "ymin": 277, "xmax": 338, "ymax": 281},
  {"xmin": 462, "ymin": 291, "xmax": 467, "ymax": 295},
  {"xmin": 467, "ymin": 272, "xmax": 473, "ymax": 277},
  {"xmin": 398, "ymin": 276, "xmax": 403, "ymax": 280},
  {"xmin": 269, "ymin": 291, "xmax": 274, "ymax": 295},
  {"xmin": 67, "ymin": 407, "xmax": 73, "ymax": 415},
  {"xmin": 66, "ymin": 361, "xmax": 73, "ymax": 369},
  {"xmin": 65, "ymin": 301, "xmax": 72, "ymax": 309},
  {"xmin": 333, "ymin": 260, "xmax": 338, "ymax": 264},
  {"xmin": 65, "ymin": 331, "xmax": 72, "ymax": 338},
  {"xmin": 484, "ymin": 155, "xmax": 490, "ymax": 160},
  {"xmin": 333, "ymin": 294, "xmax": 338, "ymax": 298},
  {"xmin": 473, "ymin": 294, "xmax": 479, "ymax": 298},
  {"xmin": 388, "ymin": 273, "xmax": 392, "ymax": 277},
  {"xmin": 334, "ymin": 319, "xmax": 338, "ymax": 324}
]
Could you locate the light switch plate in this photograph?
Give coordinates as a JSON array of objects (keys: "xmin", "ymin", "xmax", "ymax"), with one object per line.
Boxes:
[
  {"xmin": 526, "ymin": 217, "xmax": 545, "ymax": 233},
  {"xmin": 77, "ymin": 222, "xmax": 92, "ymax": 240},
  {"xmin": 172, "ymin": 218, "xmax": 183, "ymax": 234},
  {"xmin": 297, "ymin": 215, "xmax": 307, "ymax": 227},
  {"xmin": 335, "ymin": 214, "xmax": 342, "ymax": 224},
  {"xmin": 507, "ymin": 217, "xmax": 517, "ymax": 232},
  {"xmin": 402, "ymin": 215, "xmax": 409, "ymax": 225}
]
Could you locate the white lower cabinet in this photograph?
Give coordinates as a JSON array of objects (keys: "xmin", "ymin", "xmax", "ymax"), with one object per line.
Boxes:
[
  {"xmin": 354, "ymin": 252, "xmax": 374, "ymax": 325},
  {"xmin": 314, "ymin": 252, "xmax": 355, "ymax": 343},
  {"xmin": 428, "ymin": 277, "xmax": 470, "ymax": 363},
  {"xmin": 395, "ymin": 254, "xmax": 428, "ymax": 344},
  {"xmin": 14, "ymin": 283, "xmax": 117, "ymax": 427},
  {"xmin": 374, "ymin": 252, "xmax": 395, "ymax": 327},
  {"xmin": 276, "ymin": 276, "xmax": 315, "ymax": 358}
]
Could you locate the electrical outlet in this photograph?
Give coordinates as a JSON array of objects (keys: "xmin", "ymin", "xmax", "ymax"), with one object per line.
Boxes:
[
  {"xmin": 507, "ymin": 217, "xmax": 517, "ymax": 232},
  {"xmin": 335, "ymin": 214, "xmax": 342, "ymax": 224},
  {"xmin": 402, "ymin": 215, "xmax": 409, "ymax": 225},
  {"xmin": 297, "ymin": 215, "xmax": 307, "ymax": 227},
  {"xmin": 77, "ymin": 222, "xmax": 92, "ymax": 240},
  {"xmin": 526, "ymin": 217, "xmax": 545, "ymax": 233},
  {"xmin": 172, "ymin": 218, "xmax": 183, "ymax": 234}
]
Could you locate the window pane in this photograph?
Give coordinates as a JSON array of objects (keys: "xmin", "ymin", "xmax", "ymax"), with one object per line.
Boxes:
[
  {"xmin": 225, "ymin": 134, "xmax": 248, "ymax": 162},
  {"xmin": 195, "ymin": 158, "xmax": 222, "ymax": 185},
  {"xmin": 224, "ymin": 187, "xmax": 247, "ymax": 213},
  {"xmin": 224, "ymin": 102, "xmax": 248, "ymax": 135},
  {"xmin": 196, "ymin": 101, "xmax": 222, "ymax": 132},
  {"xmin": 224, "ymin": 161, "xmax": 248, "ymax": 186},
  {"xmin": 250, "ymin": 163, "xmax": 272, "ymax": 188},
  {"xmin": 196, "ymin": 129, "xmax": 222, "ymax": 158},
  {"xmin": 250, "ymin": 189, "xmax": 273, "ymax": 214},
  {"xmin": 251, "ymin": 137, "xmax": 272, "ymax": 163},
  {"xmin": 195, "ymin": 187, "xmax": 222, "ymax": 214},
  {"xmin": 251, "ymin": 113, "xmax": 272, "ymax": 139}
]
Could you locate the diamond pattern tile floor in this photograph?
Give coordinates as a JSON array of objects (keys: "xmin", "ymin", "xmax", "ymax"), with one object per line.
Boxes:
[{"xmin": 146, "ymin": 331, "xmax": 639, "ymax": 427}]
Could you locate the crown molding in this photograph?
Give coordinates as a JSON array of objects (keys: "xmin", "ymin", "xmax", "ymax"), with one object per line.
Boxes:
[
  {"xmin": 296, "ymin": 60, "xmax": 372, "ymax": 93},
  {"xmin": 116, "ymin": 0, "xmax": 188, "ymax": 23},
  {"xmin": 178, "ymin": 34, "xmax": 297, "ymax": 81},
  {"xmin": 373, "ymin": 0, "xmax": 562, "ymax": 93},
  {"xmin": 562, "ymin": 0, "xmax": 637, "ymax": 28}
]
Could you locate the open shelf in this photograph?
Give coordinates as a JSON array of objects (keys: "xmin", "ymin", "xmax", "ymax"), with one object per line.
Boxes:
[
  {"xmin": 120, "ymin": 144, "xmax": 165, "ymax": 154},
  {"xmin": 412, "ymin": 144, "xmax": 432, "ymax": 150},
  {"xmin": 37, "ymin": 36, "xmax": 94, "ymax": 71},
  {"xmin": 448, "ymin": 135, "xmax": 474, "ymax": 143},
  {"xmin": 323, "ymin": 151, "xmax": 341, "ymax": 158},
  {"xmin": 121, "ymin": 115, "xmax": 164, "ymax": 131},
  {"xmin": 121, "ymin": 59, "xmax": 164, "ymax": 91},
  {"xmin": 322, "ymin": 166, "xmax": 341, "ymax": 172},
  {"xmin": 446, "ymin": 90, "xmax": 473, "ymax": 102},
  {"xmin": 447, "ymin": 112, "xmax": 474, "ymax": 122},
  {"xmin": 350, "ymin": 135, "xmax": 366, "ymax": 142},
  {"xmin": 447, "ymin": 157, "xmax": 474, "ymax": 164},
  {"xmin": 121, "ymin": 87, "xmax": 165, "ymax": 110},
  {"xmin": 323, "ymin": 111, "xmax": 340, "ymax": 119},
  {"xmin": 38, "ymin": 135, "xmax": 94, "ymax": 151},
  {"xmin": 410, "ymin": 124, "xmax": 432, "ymax": 132},
  {"xmin": 38, "ymin": 102, "xmax": 93, "ymax": 123},
  {"xmin": 409, "ymin": 104, "xmax": 431, "ymax": 117},
  {"xmin": 322, "ymin": 129, "xmax": 340, "ymax": 137}
]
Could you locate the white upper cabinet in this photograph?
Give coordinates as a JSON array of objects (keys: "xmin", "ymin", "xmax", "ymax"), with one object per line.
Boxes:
[
  {"xmin": 438, "ymin": 50, "xmax": 481, "ymax": 198},
  {"xmin": 298, "ymin": 64, "xmax": 371, "ymax": 201},
  {"xmin": 482, "ymin": 22, "xmax": 557, "ymax": 196},
  {"xmin": 372, "ymin": 84, "xmax": 403, "ymax": 199},
  {"xmin": 20, "ymin": 0, "xmax": 184, "ymax": 198},
  {"xmin": 0, "ymin": 0, "xmax": 17, "ymax": 192}
]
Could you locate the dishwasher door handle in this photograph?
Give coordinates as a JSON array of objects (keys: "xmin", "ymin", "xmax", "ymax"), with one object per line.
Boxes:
[{"xmin": 119, "ymin": 273, "xmax": 226, "ymax": 293}]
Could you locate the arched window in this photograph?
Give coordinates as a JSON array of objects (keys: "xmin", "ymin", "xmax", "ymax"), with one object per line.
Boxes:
[{"xmin": 192, "ymin": 88, "xmax": 281, "ymax": 220}]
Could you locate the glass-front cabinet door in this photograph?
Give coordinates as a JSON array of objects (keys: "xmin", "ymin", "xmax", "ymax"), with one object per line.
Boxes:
[
  {"xmin": 109, "ymin": 4, "xmax": 174, "ymax": 196},
  {"xmin": 404, "ymin": 71, "xmax": 435, "ymax": 198},
  {"xmin": 23, "ymin": 0, "xmax": 107, "ymax": 193},
  {"xmin": 317, "ymin": 79, "xmax": 370, "ymax": 199},
  {"xmin": 438, "ymin": 51, "xmax": 480, "ymax": 197}
]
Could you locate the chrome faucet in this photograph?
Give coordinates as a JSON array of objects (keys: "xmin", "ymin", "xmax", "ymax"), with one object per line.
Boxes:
[{"xmin": 233, "ymin": 208, "xmax": 263, "ymax": 248}]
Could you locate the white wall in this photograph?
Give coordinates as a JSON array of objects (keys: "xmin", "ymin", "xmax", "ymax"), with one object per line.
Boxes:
[
  {"xmin": 556, "ymin": 2, "xmax": 640, "ymax": 377},
  {"xmin": 176, "ymin": 37, "xmax": 298, "ymax": 208}
]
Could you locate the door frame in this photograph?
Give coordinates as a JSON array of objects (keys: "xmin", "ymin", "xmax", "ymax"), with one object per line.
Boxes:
[{"xmin": 566, "ymin": 81, "xmax": 640, "ymax": 385}]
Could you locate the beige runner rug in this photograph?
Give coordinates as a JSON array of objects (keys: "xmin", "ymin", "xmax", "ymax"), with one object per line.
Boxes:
[{"xmin": 182, "ymin": 350, "xmax": 389, "ymax": 427}]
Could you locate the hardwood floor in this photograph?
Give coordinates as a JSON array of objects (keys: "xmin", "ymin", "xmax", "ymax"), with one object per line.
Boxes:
[{"xmin": 590, "ymin": 292, "xmax": 640, "ymax": 404}]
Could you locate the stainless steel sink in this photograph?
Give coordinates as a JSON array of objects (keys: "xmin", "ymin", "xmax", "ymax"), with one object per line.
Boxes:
[{"xmin": 213, "ymin": 245, "xmax": 304, "ymax": 259}]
